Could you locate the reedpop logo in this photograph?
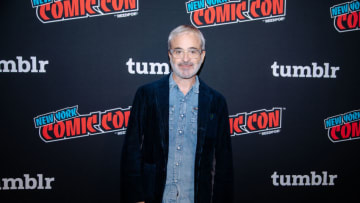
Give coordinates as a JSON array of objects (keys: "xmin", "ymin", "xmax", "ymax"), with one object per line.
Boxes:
[{"xmin": 186, "ymin": 0, "xmax": 286, "ymax": 28}]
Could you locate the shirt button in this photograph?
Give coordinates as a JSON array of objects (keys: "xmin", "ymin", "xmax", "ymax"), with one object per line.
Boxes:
[
  {"xmin": 180, "ymin": 114, "xmax": 185, "ymax": 118},
  {"xmin": 177, "ymin": 146, "xmax": 181, "ymax": 150},
  {"xmin": 179, "ymin": 130, "xmax": 183, "ymax": 134},
  {"xmin": 175, "ymin": 162, "xmax": 179, "ymax": 166}
]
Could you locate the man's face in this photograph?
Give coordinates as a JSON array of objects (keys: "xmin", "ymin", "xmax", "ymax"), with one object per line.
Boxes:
[{"xmin": 168, "ymin": 32, "xmax": 205, "ymax": 80}]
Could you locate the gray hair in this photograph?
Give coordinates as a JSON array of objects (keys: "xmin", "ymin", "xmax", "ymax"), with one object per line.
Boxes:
[{"xmin": 168, "ymin": 25, "xmax": 205, "ymax": 50}]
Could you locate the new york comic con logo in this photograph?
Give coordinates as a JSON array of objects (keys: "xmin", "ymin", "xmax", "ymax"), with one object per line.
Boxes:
[
  {"xmin": 229, "ymin": 107, "xmax": 283, "ymax": 136},
  {"xmin": 34, "ymin": 106, "xmax": 130, "ymax": 142},
  {"xmin": 185, "ymin": 0, "xmax": 286, "ymax": 28},
  {"xmin": 330, "ymin": 0, "xmax": 360, "ymax": 32},
  {"xmin": 324, "ymin": 109, "xmax": 360, "ymax": 143},
  {"xmin": 31, "ymin": 0, "xmax": 139, "ymax": 23}
]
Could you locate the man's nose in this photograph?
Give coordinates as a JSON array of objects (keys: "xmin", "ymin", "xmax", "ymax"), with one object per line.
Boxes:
[{"xmin": 182, "ymin": 51, "xmax": 190, "ymax": 61}]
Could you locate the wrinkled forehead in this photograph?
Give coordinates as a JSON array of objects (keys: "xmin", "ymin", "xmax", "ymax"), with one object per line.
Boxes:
[{"xmin": 169, "ymin": 32, "xmax": 202, "ymax": 50}]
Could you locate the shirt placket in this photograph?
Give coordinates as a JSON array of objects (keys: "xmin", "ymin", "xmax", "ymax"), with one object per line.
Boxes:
[
  {"xmin": 164, "ymin": 74, "xmax": 199, "ymax": 203},
  {"xmin": 174, "ymin": 91, "xmax": 188, "ymax": 195}
]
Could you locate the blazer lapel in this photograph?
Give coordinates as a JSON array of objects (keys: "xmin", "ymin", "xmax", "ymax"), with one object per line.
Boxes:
[
  {"xmin": 196, "ymin": 79, "xmax": 212, "ymax": 158},
  {"xmin": 154, "ymin": 75, "xmax": 170, "ymax": 158}
]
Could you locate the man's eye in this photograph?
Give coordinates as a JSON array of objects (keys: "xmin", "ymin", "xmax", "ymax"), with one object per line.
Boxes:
[
  {"xmin": 175, "ymin": 50, "xmax": 182, "ymax": 54},
  {"xmin": 190, "ymin": 50, "xmax": 197, "ymax": 54}
]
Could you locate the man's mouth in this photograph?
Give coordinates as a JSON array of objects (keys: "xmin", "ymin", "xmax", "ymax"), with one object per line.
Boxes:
[{"xmin": 179, "ymin": 62, "xmax": 193, "ymax": 68}]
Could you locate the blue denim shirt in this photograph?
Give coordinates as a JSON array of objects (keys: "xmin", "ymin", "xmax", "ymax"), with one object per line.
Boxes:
[{"xmin": 162, "ymin": 73, "xmax": 199, "ymax": 203}]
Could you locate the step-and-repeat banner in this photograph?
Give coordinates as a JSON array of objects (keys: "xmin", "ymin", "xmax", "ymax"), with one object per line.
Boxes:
[{"xmin": 1, "ymin": 0, "xmax": 359, "ymax": 202}]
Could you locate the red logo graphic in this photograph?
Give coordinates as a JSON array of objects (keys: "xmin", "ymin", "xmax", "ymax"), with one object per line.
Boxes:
[
  {"xmin": 33, "ymin": 0, "xmax": 139, "ymax": 23},
  {"xmin": 34, "ymin": 106, "xmax": 130, "ymax": 142},
  {"xmin": 229, "ymin": 108, "xmax": 283, "ymax": 136},
  {"xmin": 188, "ymin": 0, "xmax": 286, "ymax": 28},
  {"xmin": 34, "ymin": 106, "xmax": 284, "ymax": 142},
  {"xmin": 325, "ymin": 110, "xmax": 360, "ymax": 143},
  {"xmin": 331, "ymin": 1, "xmax": 360, "ymax": 32}
]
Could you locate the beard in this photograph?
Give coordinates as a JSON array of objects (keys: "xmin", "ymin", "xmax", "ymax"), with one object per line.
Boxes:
[{"xmin": 170, "ymin": 58, "xmax": 202, "ymax": 79}]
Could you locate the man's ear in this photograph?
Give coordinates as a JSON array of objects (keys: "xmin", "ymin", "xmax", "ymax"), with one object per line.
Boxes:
[{"xmin": 201, "ymin": 50, "xmax": 206, "ymax": 62}]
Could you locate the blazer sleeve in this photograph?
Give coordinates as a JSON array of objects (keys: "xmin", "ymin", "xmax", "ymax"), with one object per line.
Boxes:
[
  {"xmin": 212, "ymin": 97, "xmax": 234, "ymax": 202},
  {"xmin": 121, "ymin": 87, "xmax": 146, "ymax": 203}
]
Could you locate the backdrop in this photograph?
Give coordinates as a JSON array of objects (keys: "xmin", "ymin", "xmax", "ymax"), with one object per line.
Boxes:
[{"xmin": 1, "ymin": 0, "xmax": 359, "ymax": 202}]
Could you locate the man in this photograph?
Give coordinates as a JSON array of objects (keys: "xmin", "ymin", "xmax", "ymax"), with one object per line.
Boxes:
[{"xmin": 121, "ymin": 25, "xmax": 233, "ymax": 203}]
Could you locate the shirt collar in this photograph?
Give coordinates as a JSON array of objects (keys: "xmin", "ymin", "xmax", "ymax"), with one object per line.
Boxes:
[{"xmin": 169, "ymin": 72, "xmax": 200, "ymax": 94}]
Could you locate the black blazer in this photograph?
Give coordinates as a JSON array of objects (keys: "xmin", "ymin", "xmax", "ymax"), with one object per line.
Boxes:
[{"xmin": 121, "ymin": 75, "xmax": 233, "ymax": 203}]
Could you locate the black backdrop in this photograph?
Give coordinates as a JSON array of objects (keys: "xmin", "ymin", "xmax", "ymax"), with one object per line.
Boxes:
[{"xmin": 1, "ymin": 0, "xmax": 359, "ymax": 202}]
